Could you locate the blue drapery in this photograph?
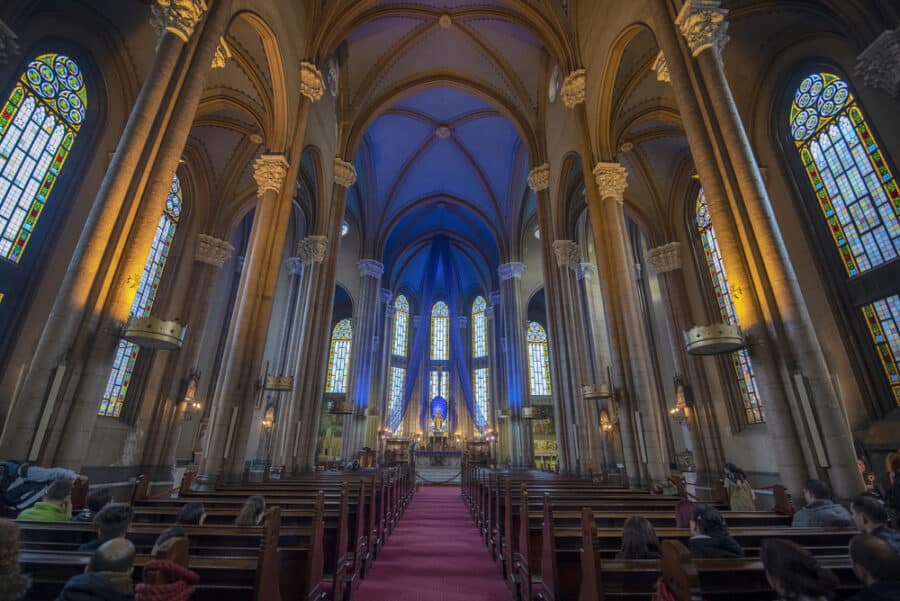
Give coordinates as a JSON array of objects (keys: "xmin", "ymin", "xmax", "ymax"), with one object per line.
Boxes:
[{"xmin": 387, "ymin": 236, "xmax": 486, "ymax": 433}]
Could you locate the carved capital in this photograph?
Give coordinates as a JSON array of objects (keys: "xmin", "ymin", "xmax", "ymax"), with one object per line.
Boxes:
[
  {"xmin": 380, "ymin": 288, "xmax": 393, "ymax": 304},
  {"xmin": 300, "ymin": 61, "xmax": 325, "ymax": 101},
  {"xmin": 856, "ymin": 29, "xmax": 900, "ymax": 98},
  {"xmin": 333, "ymin": 158, "xmax": 357, "ymax": 188},
  {"xmin": 653, "ymin": 51, "xmax": 670, "ymax": 83},
  {"xmin": 194, "ymin": 234, "xmax": 234, "ymax": 267},
  {"xmin": 527, "ymin": 163, "xmax": 550, "ymax": 192},
  {"xmin": 210, "ymin": 37, "xmax": 231, "ymax": 69},
  {"xmin": 552, "ymin": 240, "xmax": 580, "ymax": 270},
  {"xmin": 357, "ymin": 259, "xmax": 384, "ymax": 279},
  {"xmin": 561, "ymin": 69, "xmax": 587, "ymax": 108},
  {"xmin": 0, "ymin": 19, "xmax": 21, "ymax": 65},
  {"xmin": 489, "ymin": 291, "xmax": 501, "ymax": 306},
  {"xmin": 592, "ymin": 162, "xmax": 628, "ymax": 202},
  {"xmin": 150, "ymin": 0, "xmax": 207, "ymax": 42},
  {"xmin": 646, "ymin": 242, "xmax": 682, "ymax": 274},
  {"xmin": 498, "ymin": 262, "xmax": 526, "ymax": 281},
  {"xmin": 576, "ymin": 262, "xmax": 594, "ymax": 281},
  {"xmin": 675, "ymin": 0, "xmax": 729, "ymax": 58},
  {"xmin": 297, "ymin": 235, "xmax": 328, "ymax": 265},
  {"xmin": 253, "ymin": 154, "xmax": 289, "ymax": 196},
  {"xmin": 286, "ymin": 256, "xmax": 304, "ymax": 275}
]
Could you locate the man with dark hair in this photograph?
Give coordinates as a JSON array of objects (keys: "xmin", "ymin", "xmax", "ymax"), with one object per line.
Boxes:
[
  {"xmin": 79, "ymin": 503, "xmax": 133, "ymax": 552},
  {"xmin": 848, "ymin": 534, "xmax": 900, "ymax": 600},
  {"xmin": 791, "ymin": 479, "xmax": 853, "ymax": 528},
  {"xmin": 56, "ymin": 539, "xmax": 135, "ymax": 601},
  {"xmin": 16, "ymin": 480, "xmax": 72, "ymax": 522},
  {"xmin": 852, "ymin": 496, "xmax": 900, "ymax": 554},
  {"xmin": 175, "ymin": 502, "xmax": 206, "ymax": 525},
  {"xmin": 72, "ymin": 489, "xmax": 112, "ymax": 523}
]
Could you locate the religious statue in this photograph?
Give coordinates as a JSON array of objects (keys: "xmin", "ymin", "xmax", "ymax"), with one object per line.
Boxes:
[{"xmin": 432, "ymin": 407, "xmax": 446, "ymax": 433}]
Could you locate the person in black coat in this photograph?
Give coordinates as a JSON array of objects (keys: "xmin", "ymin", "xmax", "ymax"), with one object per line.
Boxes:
[
  {"xmin": 687, "ymin": 505, "xmax": 743, "ymax": 558},
  {"xmin": 848, "ymin": 534, "xmax": 900, "ymax": 601},
  {"xmin": 56, "ymin": 539, "xmax": 135, "ymax": 601}
]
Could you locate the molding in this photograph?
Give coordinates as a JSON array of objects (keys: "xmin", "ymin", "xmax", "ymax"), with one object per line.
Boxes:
[
  {"xmin": 210, "ymin": 37, "xmax": 232, "ymax": 69},
  {"xmin": 150, "ymin": 0, "xmax": 207, "ymax": 42},
  {"xmin": 194, "ymin": 234, "xmax": 234, "ymax": 267},
  {"xmin": 645, "ymin": 242, "xmax": 682, "ymax": 274},
  {"xmin": 675, "ymin": 0, "xmax": 729, "ymax": 58},
  {"xmin": 856, "ymin": 29, "xmax": 900, "ymax": 98},
  {"xmin": 297, "ymin": 235, "xmax": 328, "ymax": 265},
  {"xmin": 592, "ymin": 162, "xmax": 628, "ymax": 202},
  {"xmin": 300, "ymin": 61, "xmax": 325, "ymax": 102},
  {"xmin": 498, "ymin": 262, "xmax": 526, "ymax": 281},
  {"xmin": 357, "ymin": 259, "xmax": 384, "ymax": 279},
  {"xmin": 653, "ymin": 51, "xmax": 671, "ymax": 83},
  {"xmin": 561, "ymin": 68, "xmax": 587, "ymax": 108},
  {"xmin": 333, "ymin": 158, "xmax": 357, "ymax": 188},
  {"xmin": 527, "ymin": 163, "xmax": 550, "ymax": 192},
  {"xmin": 252, "ymin": 154, "xmax": 289, "ymax": 196}
]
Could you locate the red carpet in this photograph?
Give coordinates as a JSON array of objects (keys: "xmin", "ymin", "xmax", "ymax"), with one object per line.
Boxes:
[{"xmin": 356, "ymin": 485, "xmax": 511, "ymax": 601}]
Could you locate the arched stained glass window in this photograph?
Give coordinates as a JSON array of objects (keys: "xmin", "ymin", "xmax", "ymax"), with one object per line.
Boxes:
[
  {"xmin": 790, "ymin": 72, "xmax": 900, "ymax": 405},
  {"xmin": 99, "ymin": 175, "xmax": 182, "ymax": 417},
  {"xmin": 0, "ymin": 53, "xmax": 85, "ymax": 263},
  {"xmin": 387, "ymin": 294, "xmax": 410, "ymax": 432},
  {"xmin": 430, "ymin": 301, "xmax": 449, "ymax": 361},
  {"xmin": 326, "ymin": 318, "xmax": 353, "ymax": 394},
  {"xmin": 527, "ymin": 321, "xmax": 551, "ymax": 397},
  {"xmin": 696, "ymin": 189, "xmax": 764, "ymax": 424},
  {"xmin": 471, "ymin": 296, "xmax": 490, "ymax": 427}
]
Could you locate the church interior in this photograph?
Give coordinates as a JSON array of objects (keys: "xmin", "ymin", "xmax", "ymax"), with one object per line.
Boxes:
[{"xmin": 1, "ymin": 0, "xmax": 900, "ymax": 599}]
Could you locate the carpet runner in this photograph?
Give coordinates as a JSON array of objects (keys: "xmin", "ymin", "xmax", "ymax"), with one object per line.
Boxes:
[{"xmin": 355, "ymin": 485, "xmax": 510, "ymax": 601}]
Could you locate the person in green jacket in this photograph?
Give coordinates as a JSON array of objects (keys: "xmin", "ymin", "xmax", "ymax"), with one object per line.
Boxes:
[{"xmin": 17, "ymin": 479, "xmax": 72, "ymax": 521}]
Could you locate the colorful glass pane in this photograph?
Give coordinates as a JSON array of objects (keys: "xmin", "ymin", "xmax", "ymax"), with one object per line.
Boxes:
[
  {"xmin": 326, "ymin": 319, "xmax": 353, "ymax": 393},
  {"xmin": 431, "ymin": 301, "xmax": 449, "ymax": 361},
  {"xmin": 791, "ymin": 73, "xmax": 900, "ymax": 277},
  {"xmin": 527, "ymin": 321, "xmax": 551, "ymax": 396},
  {"xmin": 392, "ymin": 294, "xmax": 409, "ymax": 357},
  {"xmin": 474, "ymin": 367, "xmax": 490, "ymax": 426},
  {"xmin": 696, "ymin": 190, "xmax": 764, "ymax": 424},
  {"xmin": 472, "ymin": 296, "xmax": 487, "ymax": 358},
  {"xmin": 0, "ymin": 53, "xmax": 85, "ymax": 263},
  {"xmin": 861, "ymin": 295, "xmax": 900, "ymax": 406},
  {"xmin": 99, "ymin": 176, "xmax": 182, "ymax": 417},
  {"xmin": 387, "ymin": 366, "xmax": 405, "ymax": 432},
  {"xmin": 429, "ymin": 369, "xmax": 449, "ymax": 400}
]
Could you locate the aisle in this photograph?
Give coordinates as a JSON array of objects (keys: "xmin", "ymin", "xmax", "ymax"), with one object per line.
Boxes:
[{"xmin": 355, "ymin": 485, "xmax": 510, "ymax": 601}]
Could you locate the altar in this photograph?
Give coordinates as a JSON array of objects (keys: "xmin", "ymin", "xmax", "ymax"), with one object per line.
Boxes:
[{"xmin": 414, "ymin": 450, "xmax": 462, "ymax": 468}]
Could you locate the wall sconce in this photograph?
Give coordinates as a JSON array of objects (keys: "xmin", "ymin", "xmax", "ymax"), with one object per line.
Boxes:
[
  {"xmin": 261, "ymin": 407, "xmax": 275, "ymax": 431},
  {"xmin": 190, "ymin": 401, "xmax": 202, "ymax": 411},
  {"xmin": 599, "ymin": 409, "xmax": 613, "ymax": 432}
]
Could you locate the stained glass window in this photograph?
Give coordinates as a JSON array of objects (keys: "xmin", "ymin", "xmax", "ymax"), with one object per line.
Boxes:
[
  {"xmin": 790, "ymin": 73, "xmax": 900, "ymax": 277},
  {"xmin": 696, "ymin": 189, "xmax": 764, "ymax": 424},
  {"xmin": 0, "ymin": 53, "xmax": 85, "ymax": 263},
  {"xmin": 474, "ymin": 367, "xmax": 490, "ymax": 426},
  {"xmin": 472, "ymin": 296, "xmax": 487, "ymax": 357},
  {"xmin": 527, "ymin": 321, "xmax": 551, "ymax": 397},
  {"xmin": 387, "ymin": 366, "xmax": 405, "ymax": 432},
  {"xmin": 326, "ymin": 318, "xmax": 353, "ymax": 393},
  {"xmin": 392, "ymin": 294, "xmax": 409, "ymax": 357},
  {"xmin": 99, "ymin": 176, "xmax": 182, "ymax": 417},
  {"xmin": 430, "ymin": 301, "xmax": 449, "ymax": 361},
  {"xmin": 790, "ymin": 72, "xmax": 900, "ymax": 407},
  {"xmin": 429, "ymin": 369, "xmax": 449, "ymax": 399}
]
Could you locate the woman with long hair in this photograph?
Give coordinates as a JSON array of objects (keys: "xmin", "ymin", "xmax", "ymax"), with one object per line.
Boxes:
[
  {"xmin": 234, "ymin": 496, "xmax": 266, "ymax": 526},
  {"xmin": 760, "ymin": 538, "xmax": 838, "ymax": 601},
  {"xmin": 687, "ymin": 505, "xmax": 743, "ymax": 558},
  {"xmin": 617, "ymin": 516, "xmax": 661, "ymax": 560}
]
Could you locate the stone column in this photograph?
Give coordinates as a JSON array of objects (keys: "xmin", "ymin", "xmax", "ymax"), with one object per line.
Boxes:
[
  {"xmin": 373, "ymin": 289, "xmax": 393, "ymax": 436},
  {"xmin": 294, "ymin": 159, "xmax": 357, "ymax": 471},
  {"xmin": 497, "ymin": 262, "xmax": 530, "ymax": 467},
  {"xmin": 592, "ymin": 163, "xmax": 669, "ymax": 484},
  {"xmin": 0, "ymin": 0, "xmax": 212, "ymax": 460},
  {"xmin": 488, "ymin": 291, "xmax": 507, "ymax": 465},
  {"xmin": 198, "ymin": 154, "xmax": 291, "ymax": 483},
  {"xmin": 675, "ymin": 0, "xmax": 860, "ymax": 496}
]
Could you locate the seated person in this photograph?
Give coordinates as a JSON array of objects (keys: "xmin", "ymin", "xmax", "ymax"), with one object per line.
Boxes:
[
  {"xmin": 851, "ymin": 496, "xmax": 900, "ymax": 554},
  {"xmin": 0, "ymin": 519, "xmax": 31, "ymax": 601},
  {"xmin": 760, "ymin": 538, "xmax": 839, "ymax": 601},
  {"xmin": 848, "ymin": 534, "xmax": 900, "ymax": 601},
  {"xmin": 17, "ymin": 480, "xmax": 72, "ymax": 522},
  {"xmin": 616, "ymin": 516, "xmax": 661, "ymax": 559},
  {"xmin": 175, "ymin": 502, "xmax": 206, "ymax": 525},
  {"xmin": 56, "ymin": 538, "xmax": 135, "ymax": 601},
  {"xmin": 72, "ymin": 488, "xmax": 112, "ymax": 523},
  {"xmin": 135, "ymin": 527, "xmax": 199, "ymax": 601},
  {"xmin": 687, "ymin": 505, "xmax": 743, "ymax": 558},
  {"xmin": 792, "ymin": 479, "xmax": 852, "ymax": 528},
  {"xmin": 235, "ymin": 496, "xmax": 265, "ymax": 526},
  {"xmin": 1, "ymin": 462, "xmax": 83, "ymax": 512},
  {"xmin": 80, "ymin": 503, "xmax": 133, "ymax": 552}
]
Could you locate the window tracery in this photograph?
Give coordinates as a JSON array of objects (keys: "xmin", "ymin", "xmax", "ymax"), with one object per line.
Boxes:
[
  {"xmin": 326, "ymin": 318, "xmax": 352, "ymax": 394},
  {"xmin": 527, "ymin": 321, "xmax": 551, "ymax": 397}
]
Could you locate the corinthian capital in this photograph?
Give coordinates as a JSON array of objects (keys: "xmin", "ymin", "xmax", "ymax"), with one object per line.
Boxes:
[
  {"xmin": 297, "ymin": 235, "xmax": 328, "ymax": 265},
  {"xmin": 357, "ymin": 259, "xmax": 384, "ymax": 279},
  {"xmin": 561, "ymin": 69, "xmax": 587, "ymax": 108},
  {"xmin": 653, "ymin": 51, "xmax": 671, "ymax": 83},
  {"xmin": 552, "ymin": 240, "xmax": 580, "ymax": 270},
  {"xmin": 592, "ymin": 162, "xmax": 628, "ymax": 203},
  {"xmin": 194, "ymin": 234, "xmax": 234, "ymax": 267},
  {"xmin": 150, "ymin": 0, "xmax": 208, "ymax": 42},
  {"xmin": 527, "ymin": 163, "xmax": 550, "ymax": 192},
  {"xmin": 498, "ymin": 262, "xmax": 526, "ymax": 281},
  {"xmin": 300, "ymin": 61, "xmax": 325, "ymax": 102},
  {"xmin": 645, "ymin": 242, "xmax": 682, "ymax": 274},
  {"xmin": 856, "ymin": 29, "xmax": 900, "ymax": 99},
  {"xmin": 333, "ymin": 158, "xmax": 357, "ymax": 188},
  {"xmin": 253, "ymin": 154, "xmax": 289, "ymax": 196},
  {"xmin": 675, "ymin": 0, "xmax": 729, "ymax": 58}
]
